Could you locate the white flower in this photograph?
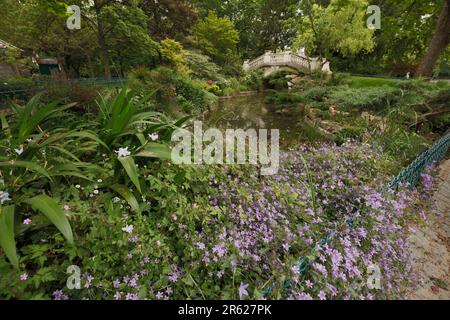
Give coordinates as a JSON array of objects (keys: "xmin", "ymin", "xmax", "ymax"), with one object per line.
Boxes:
[
  {"xmin": 15, "ymin": 146, "xmax": 24, "ymax": 155},
  {"xmin": 115, "ymin": 147, "xmax": 131, "ymax": 158},
  {"xmin": 63, "ymin": 205, "xmax": 70, "ymax": 211},
  {"xmin": 93, "ymin": 190, "xmax": 99, "ymax": 195},
  {"xmin": 238, "ymin": 283, "xmax": 249, "ymax": 300},
  {"xmin": 148, "ymin": 133, "xmax": 159, "ymax": 141},
  {"xmin": 0, "ymin": 191, "xmax": 11, "ymax": 204},
  {"xmin": 122, "ymin": 225, "xmax": 134, "ymax": 234},
  {"xmin": 97, "ymin": 179, "xmax": 103, "ymax": 183},
  {"xmin": 75, "ymin": 185, "xmax": 81, "ymax": 189},
  {"xmin": 113, "ymin": 197, "xmax": 121, "ymax": 203}
]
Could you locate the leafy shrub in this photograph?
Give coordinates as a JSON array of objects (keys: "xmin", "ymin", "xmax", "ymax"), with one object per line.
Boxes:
[
  {"xmin": 335, "ymin": 125, "xmax": 367, "ymax": 145},
  {"xmin": 350, "ymin": 76, "xmax": 399, "ymax": 88},
  {"xmin": 301, "ymin": 86, "xmax": 330, "ymax": 101},
  {"xmin": 129, "ymin": 67, "xmax": 217, "ymax": 114},
  {"xmin": 327, "ymin": 73, "xmax": 352, "ymax": 86},
  {"xmin": 328, "ymin": 86, "xmax": 401, "ymax": 111},
  {"xmin": 185, "ymin": 51, "xmax": 226, "ymax": 83},
  {"xmin": 159, "ymin": 39, "xmax": 190, "ymax": 75},
  {"xmin": 265, "ymin": 90, "xmax": 304, "ymax": 107},
  {"xmin": 374, "ymin": 126, "xmax": 430, "ymax": 165},
  {"xmin": 241, "ymin": 70, "xmax": 264, "ymax": 91}
]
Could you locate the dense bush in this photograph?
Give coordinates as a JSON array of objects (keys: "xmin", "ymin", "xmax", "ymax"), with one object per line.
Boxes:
[
  {"xmin": 241, "ymin": 70, "xmax": 264, "ymax": 91},
  {"xmin": 129, "ymin": 67, "xmax": 218, "ymax": 114},
  {"xmin": 265, "ymin": 90, "xmax": 305, "ymax": 108},
  {"xmin": 328, "ymin": 87, "xmax": 401, "ymax": 111}
]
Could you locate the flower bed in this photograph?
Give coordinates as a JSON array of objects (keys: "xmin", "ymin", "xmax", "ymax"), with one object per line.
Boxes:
[{"xmin": 1, "ymin": 141, "xmax": 432, "ymax": 300}]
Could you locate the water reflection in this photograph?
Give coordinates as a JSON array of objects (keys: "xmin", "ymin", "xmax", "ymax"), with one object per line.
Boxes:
[{"xmin": 204, "ymin": 94, "xmax": 305, "ymax": 148}]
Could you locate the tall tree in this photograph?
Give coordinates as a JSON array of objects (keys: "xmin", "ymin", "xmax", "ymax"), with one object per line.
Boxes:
[
  {"xmin": 416, "ymin": 0, "xmax": 450, "ymax": 77},
  {"xmin": 292, "ymin": 0, "xmax": 375, "ymax": 65},
  {"xmin": 193, "ymin": 0, "xmax": 297, "ymax": 58},
  {"xmin": 192, "ymin": 11, "xmax": 239, "ymax": 66},
  {"xmin": 140, "ymin": 0, "xmax": 198, "ymax": 42}
]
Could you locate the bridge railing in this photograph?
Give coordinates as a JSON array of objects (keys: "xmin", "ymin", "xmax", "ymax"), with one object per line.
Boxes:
[{"xmin": 244, "ymin": 52, "xmax": 323, "ymax": 73}]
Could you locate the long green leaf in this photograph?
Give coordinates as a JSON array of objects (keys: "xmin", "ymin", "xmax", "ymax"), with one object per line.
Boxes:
[
  {"xmin": 135, "ymin": 143, "xmax": 173, "ymax": 160},
  {"xmin": 0, "ymin": 205, "xmax": 19, "ymax": 268},
  {"xmin": 109, "ymin": 184, "xmax": 141, "ymax": 214},
  {"xmin": 118, "ymin": 156, "xmax": 142, "ymax": 194},
  {"xmin": 24, "ymin": 195, "xmax": 74, "ymax": 244},
  {"xmin": 0, "ymin": 161, "xmax": 51, "ymax": 179}
]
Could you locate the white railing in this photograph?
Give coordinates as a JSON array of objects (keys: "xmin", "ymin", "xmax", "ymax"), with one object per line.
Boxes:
[{"xmin": 243, "ymin": 51, "xmax": 331, "ymax": 74}]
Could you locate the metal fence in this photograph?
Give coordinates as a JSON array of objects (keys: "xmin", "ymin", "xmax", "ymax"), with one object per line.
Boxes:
[
  {"xmin": 0, "ymin": 78, "xmax": 126, "ymax": 96},
  {"xmin": 388, "ymin": 130, "xmax": 450, "ymax": 190}
]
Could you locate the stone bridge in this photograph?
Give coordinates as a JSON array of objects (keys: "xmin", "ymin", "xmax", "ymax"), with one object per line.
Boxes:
[{"xmin": 243, "ymin": 50, "xmax": 332, "ymax": 77}]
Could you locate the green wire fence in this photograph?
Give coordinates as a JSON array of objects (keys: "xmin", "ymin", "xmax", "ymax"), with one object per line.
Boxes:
[
  {"xmin": 0, "ymin": 78, "xmax": 126, "ymax": 97},
  {"xmin": 387, "ymin": 130, "xmax": 450, "ymax": 190}
]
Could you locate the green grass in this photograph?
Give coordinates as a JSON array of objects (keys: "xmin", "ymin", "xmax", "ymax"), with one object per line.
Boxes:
[{"xmin": 350, "ymin": 76, "xmax": 400, "ymax": 88}]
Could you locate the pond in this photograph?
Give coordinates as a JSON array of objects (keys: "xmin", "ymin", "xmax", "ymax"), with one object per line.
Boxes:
[{"xmin": 203, "ymin": 94, "xmax": 310, "ymax": 149}]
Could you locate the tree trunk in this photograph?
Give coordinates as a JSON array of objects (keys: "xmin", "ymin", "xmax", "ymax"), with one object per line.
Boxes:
[
  {"xmin": 94, "ymin": 1, "xmax": 111, "ymax": 80},
  {"xmin": 416, "ymin": 0, "xmax": 450, "ymax": 78},
  {"xmin": 98, "ymin": 30, "xmax": 112, "ymax": 80}
]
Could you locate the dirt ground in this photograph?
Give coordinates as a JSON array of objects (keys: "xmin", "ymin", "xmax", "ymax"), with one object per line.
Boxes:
[{"xmin": 407, "ymin": 159, "xmax": 450, "ymax": 300}]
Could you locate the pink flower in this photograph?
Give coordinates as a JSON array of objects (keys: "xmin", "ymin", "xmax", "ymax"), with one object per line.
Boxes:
[
  {"xmin": 20, "ymin": 273, "xmax": 28, "ymax": 281},
  {"xmin": 23, "ymin": 218, "xmax": 32, "ymax": 225}
]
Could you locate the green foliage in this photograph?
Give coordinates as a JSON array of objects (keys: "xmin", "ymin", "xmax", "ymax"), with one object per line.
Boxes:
[
  {"xmin": 192, "ymin": 11, "xmax": 240, "ymax": 66},
  {"xmin": 241, "ymin": 70, "xmax": 264, "ymax": 91},
  {"xmin": 265, "ymin": 90, "xmax": 304, "ymax": 107},
  {"xmin": 350, "ymin": 76, "xmax": 399, "ymax": 88},
  {"xmin": 0, "ymin": 206, "xmax": 19, "ymax": 268},
  {"xmin": 185, "ymin": 51, "xmax": 226, "ymax": 82},
  {"xmin": 24, "ymin": 195, "xmax": 74, "ymax": 244},
  {"xmin": 292, "ymin": 0, "xmax": 375, "ymax": 60},
  {"xmin": 159, "ymin": 39, "xmax": 191, "ymax": 75},
  {"xmin": 328, "ymin": 86, "xmax": 401, "ymax": 111},
  {"xmin": 335, "ymin": 125, "xmax": 368, "ymax": 145},
  {"xmin": 265, "ymin": 69, "xmax": 293, "ymax": 90},
  {"xmin": 129, "ymin": 67, "xmax": 218, "ymax": 114}
]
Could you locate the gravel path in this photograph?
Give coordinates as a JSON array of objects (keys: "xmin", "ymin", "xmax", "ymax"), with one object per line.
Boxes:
[{"xmin": 407, "ymin": 158, "xmax": 450, "ymax": 300}]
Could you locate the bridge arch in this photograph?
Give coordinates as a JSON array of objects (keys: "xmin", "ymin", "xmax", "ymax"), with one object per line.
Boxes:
[{"xmin": 243, "ymin": 50, "xmax": 332, "ymax": 77}]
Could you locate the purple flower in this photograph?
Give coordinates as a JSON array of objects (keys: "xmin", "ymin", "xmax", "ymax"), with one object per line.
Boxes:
[
  {"xmin": 238, "ymin": 283, "xmax": 249, "ymax": 300},
  {"xmin": 420, "ymin": 172, "xmax": 433, "ymax": 190},
  {"xmin": 84, "ymin": 273, "xmax": 94, "ymax": 288},
  {"xmin": 125, "ymin": 293, "xmax": 138, "ymax": 300},
  {"xmin": 113, "ymin": 279, "xmax": 120, "ymax": 288},
  {"xmin": 20, "ymin": 273, "xmax": 28, "ymax": 281},
  {"xmin": 318, "ymin": 290, "xmax": 326, "ymax": 300},
  {"xmin": 168, "ymin": 272, "xmax": 179, "ymax": 283},
  {"xmin": 212, "ymin": 243, "xmax": 227, "ymax": 257},
  {"xmin": 22, "ymin": 219, "xmax": 32, "ymax": 225},
  {"xmin": 53, "ymin": 290, "xmax": 68, "ymax": 300},
  {"xmin": 196, "ymin": 242, "xmax": 206, "ymax": 250}
]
